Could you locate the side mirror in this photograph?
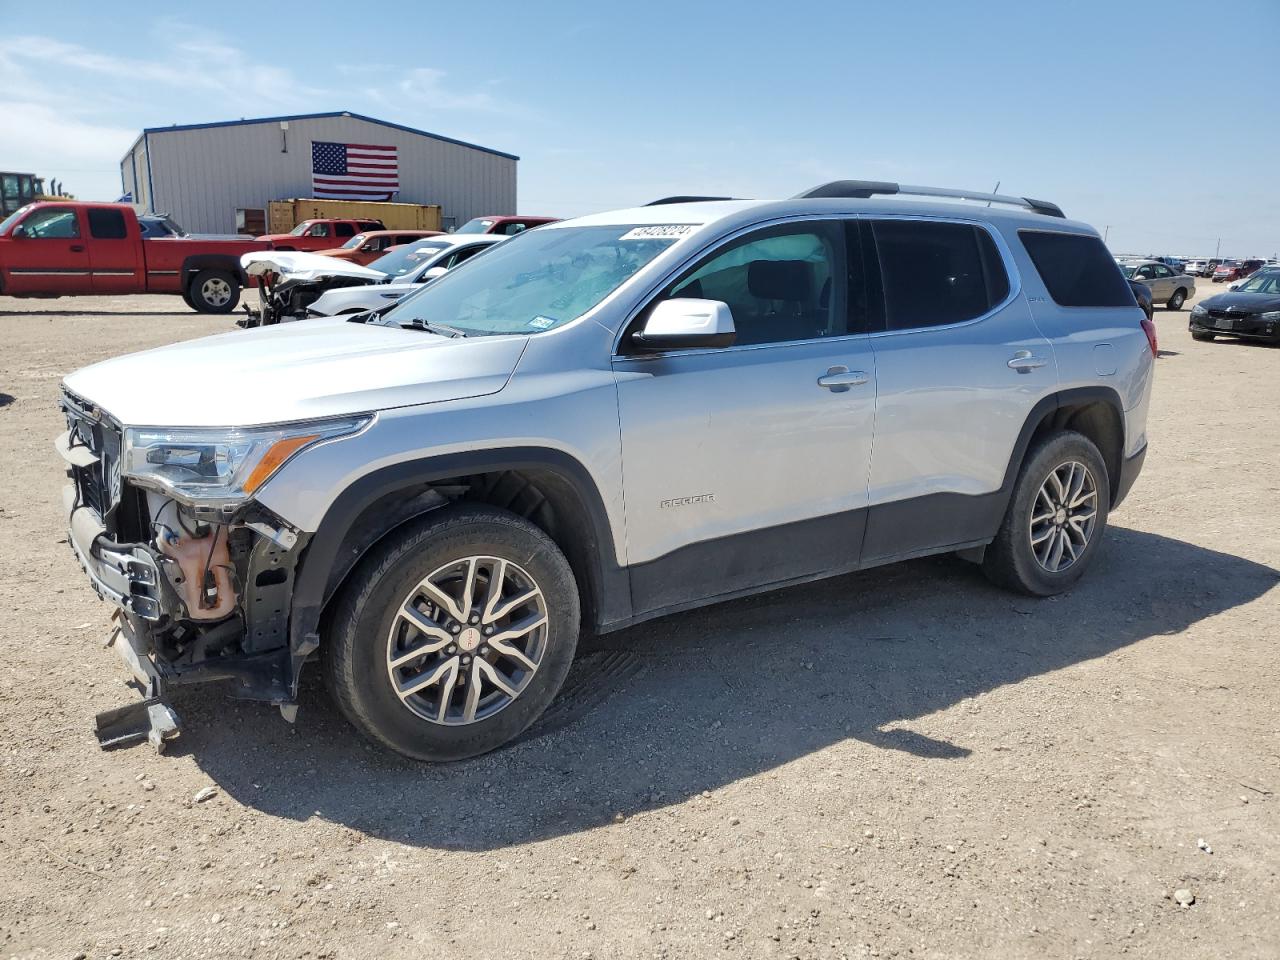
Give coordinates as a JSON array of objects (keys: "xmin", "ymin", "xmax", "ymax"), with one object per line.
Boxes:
[
  {"xmin": 10, "ymin": 224, "xmax": 27, "ymax": 238},
  {"xmin": 361, "ymin": 243, "xmax": 377, "ymax": 252},
  {"xmin": 632, "ymin": 298, "xmax": 736, "ymax": 351},
  {"xmin": 418, "ymin": 266, "xmax": 448, "ymax": 283},
  {"xmin": 1229, "ymin": 283, "xmax": 1240, "ymax": 291}
]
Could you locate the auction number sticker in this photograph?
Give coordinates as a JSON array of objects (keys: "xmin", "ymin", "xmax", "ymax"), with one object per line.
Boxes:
[{"xmin": 620, "ymin": 225, "xmax": 698, "ymax": 241}]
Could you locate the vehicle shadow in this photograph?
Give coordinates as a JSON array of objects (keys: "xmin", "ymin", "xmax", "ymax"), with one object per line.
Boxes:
[{"xmin": 174, "ymin": 526, "xmax": 1276, "ymax": 851}]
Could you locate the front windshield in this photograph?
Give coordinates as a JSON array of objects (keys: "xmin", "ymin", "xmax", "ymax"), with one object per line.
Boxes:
[
  {"xmin": 289, "ymin": 221, "xmax": 312, "ymax": 237},
  {"xmin": 455, "ymin": 218, "xmax": 495, "ymax": 234},
  {"xmin": 1235, "ymin": 271, "xmax": 1280, "ymax": 295},
  {"xmin": 376, "ymin": 224, "xmax": 685, "ymax": 335},
  {"xmin": 342, "ymin": 234, "xmax": 367, "ymax": 250},
  {"xmin": 368, "ymin": 240, "xmax": 452, "ymax": 278},
  {"xmin": 1118, "ymin": 264, "xmax": 1139, "ymax": 278},
  {"xmin": 0, "ymin": 204, "xmax": 33, "ymax": 235}
]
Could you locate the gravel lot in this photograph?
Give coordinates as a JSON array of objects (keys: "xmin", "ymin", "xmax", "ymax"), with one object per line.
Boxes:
[{"xmin": 1, "ymin": 285, "xmax": 1277, "ymax": 960}]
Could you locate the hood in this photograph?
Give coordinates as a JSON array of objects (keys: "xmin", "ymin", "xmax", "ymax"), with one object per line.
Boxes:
[
  {"xmin": 62, "ymin": 317, "xmax": 528, "ymax": 427},
  {"xmin": 241, "ymin": 250, "xmax": 386, "ymax": 282},
  {"xmin": 1199, "ymin": 290, "xmax": 1280, "ymax": 312}
]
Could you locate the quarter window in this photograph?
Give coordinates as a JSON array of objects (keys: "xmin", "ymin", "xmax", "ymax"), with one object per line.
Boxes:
[
  {"xmin": 661, "ymin": 222, "xmax": 845, "ymax": 346},
  {"xmin": 334, "ymin": 223, "xmax": 355, "ymax": 238},
  {"xmin": 872, "ymin": 220, "xmax": 1009, "ymax": 330},
  {"xmin": 1019, "ymin": 231, "xmax": 1134, "ymax": 307},
  {"xmin": 87, "ymin": 208, "xmax": 127, "ymax": 240},
  {"xmin": 18, "ymin": 206, "xmax": 80, "ymax": 239}
]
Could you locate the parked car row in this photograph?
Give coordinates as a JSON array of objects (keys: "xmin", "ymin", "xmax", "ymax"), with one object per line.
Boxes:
[
  {"xmin": 239, "ymin": 234, "xmax": 505, "ymax": 326},
  {"xmin": 0, "ymin": 200, "xmax": 559, "ymax": 313}
]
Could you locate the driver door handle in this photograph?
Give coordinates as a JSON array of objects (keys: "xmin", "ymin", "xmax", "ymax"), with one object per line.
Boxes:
[
  {"xmin": 1008, "ymin": 351, "xmax": 1048, "ymax": 373},
  {"xmin": 817, "ymin": 367, "xmax": 870, "ymax": 391},
  {"xmin": 70, "ymin": 244, "xmax": 85, "ymax": 253}
]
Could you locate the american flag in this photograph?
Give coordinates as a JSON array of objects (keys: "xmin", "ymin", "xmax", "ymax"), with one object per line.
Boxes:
[{"xmin": 311, "ymin": 140, "xmax": 400, "ymax": 199}]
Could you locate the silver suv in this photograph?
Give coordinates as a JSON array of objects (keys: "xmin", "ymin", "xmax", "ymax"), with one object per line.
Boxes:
[{"xmin": 58, "ymin": 181, "xmax": 1154, "ymax": 760}]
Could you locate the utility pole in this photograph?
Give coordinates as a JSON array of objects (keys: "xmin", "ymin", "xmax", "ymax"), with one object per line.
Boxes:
[
  {"xmin": 1215, "ymin": 237, "xmax": 1221, "ymax": 258},
  {"xmin": 1103, "ymin": 225, "xmax": 1112, "ymax": 244}
]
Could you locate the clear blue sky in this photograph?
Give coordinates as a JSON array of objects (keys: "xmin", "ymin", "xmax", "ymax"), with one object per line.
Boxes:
[{"xmin": 2, "ymin": 0, "xmax": 1276, "ymax": 256}]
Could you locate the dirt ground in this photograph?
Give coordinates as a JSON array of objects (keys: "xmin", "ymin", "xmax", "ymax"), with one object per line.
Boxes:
[{"xmin": 0, "ymin": 285, "xmax": 1277, "ymax": 960}]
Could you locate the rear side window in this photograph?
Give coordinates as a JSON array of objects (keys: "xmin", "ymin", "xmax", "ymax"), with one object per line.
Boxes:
[
  {"xmin": 1019, "ymin": 231, "xmax": 1133, "ymax": 307},
  {"xmin": 872, "ymin": 220, "xmax": 1010, "ymax": 330},
  {"xmin": 87, "ymin": 208, "xmax": 127, "ymax": 239},
  {"xmin": 334, "ymin": 223, "xmax": 355, "ymax": 238}
]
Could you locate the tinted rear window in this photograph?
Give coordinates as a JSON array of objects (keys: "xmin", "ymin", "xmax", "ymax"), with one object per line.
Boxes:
[
  {"xmin": 872, "ymin": 220, "xmax": 1011, "ymax": 330},
  {"xmin": 1019, "ymin": 231, "xmax": 1133, "ymax": 307},
  {"xmin": 87, "ymin": 208, "xmax": 127, "ymax": 239}
]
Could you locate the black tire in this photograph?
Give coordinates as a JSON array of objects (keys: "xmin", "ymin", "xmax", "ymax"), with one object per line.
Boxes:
[
  {"xmin": 982, "ymin": 430, "xmax": 1111, "ymax": 597},
  {"xmin": 1191, "ymin": 329, "xmax": 1216, "ymax": 342},
  {"xmin": 180, "ymin": 289, "xmax": 196, "ymax": 311},
  {"xmin": 323, "ymin": 504, "xmax": 580, "ymax": 761},
  {"xmin": 188, "ymin": 269, "xmax": 240, "ymax": 314},
  {"xmin": 1167, "ymin": 288, "xmax": 1187, "ymax": 311}
]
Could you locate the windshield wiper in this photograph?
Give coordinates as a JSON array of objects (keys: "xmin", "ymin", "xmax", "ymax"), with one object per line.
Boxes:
[{"xmin": 399, "ymin": 318, "xmax": 468, "ymax": 338}]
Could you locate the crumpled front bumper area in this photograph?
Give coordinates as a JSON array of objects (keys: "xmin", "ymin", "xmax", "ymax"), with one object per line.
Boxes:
[{"xmin": 64, "ymin": 485, "xmax": 173, "ymax": 622}]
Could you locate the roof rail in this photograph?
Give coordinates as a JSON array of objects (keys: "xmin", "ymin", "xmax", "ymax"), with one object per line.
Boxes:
[
  {"xmin": 792, "ymin": 180, "xmax": 1065, "ymax": 218},
  {"xmin": 645, "ymin": 195, "xmax": 739, "ymax": 206}
]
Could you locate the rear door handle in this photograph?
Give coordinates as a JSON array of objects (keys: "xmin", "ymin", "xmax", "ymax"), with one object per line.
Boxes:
[
  {"xmin": 1008, "ymin": 351, "xmax": 1048, "ymax": 373},
  {"xmin": 817, "ymin": 367, "xmax": 870, "ymax": 391},
  {"xmin": 70, "ymin": 244, "xmax": 85, "ymax": 253}
]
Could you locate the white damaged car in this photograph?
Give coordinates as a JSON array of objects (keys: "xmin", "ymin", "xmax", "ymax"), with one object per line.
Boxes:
[{"xmin": 240, "ymin": 235, "xmax": 504, "ymax": 326}]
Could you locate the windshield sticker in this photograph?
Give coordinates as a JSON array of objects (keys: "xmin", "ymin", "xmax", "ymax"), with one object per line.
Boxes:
[
  {"xmin": 528, "ymin": 315, "xmax": 558, "ymax": 330},
  {"xmin": 620, "ymin": 225, "xmax": 697, "ymax": 241}
]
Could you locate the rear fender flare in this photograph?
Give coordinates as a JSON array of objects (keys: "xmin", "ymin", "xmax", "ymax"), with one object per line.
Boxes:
[{"xmin": 1001, "ymin": 386, "xmax": 1127, "ymax": 501}]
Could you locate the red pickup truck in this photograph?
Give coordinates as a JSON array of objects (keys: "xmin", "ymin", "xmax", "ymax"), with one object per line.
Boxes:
[
  {"xmin": 0, "ymin": 201, "xmax": 272, "ymax": 313},
  {"xmin": 256, "ymin": 218, "xmax": 385, "ymax": 252}
]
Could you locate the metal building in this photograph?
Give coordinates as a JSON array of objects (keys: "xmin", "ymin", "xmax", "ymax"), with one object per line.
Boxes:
[{"xmin": 120, "ymin": 111, "xmax": 518, "ymax": 234}]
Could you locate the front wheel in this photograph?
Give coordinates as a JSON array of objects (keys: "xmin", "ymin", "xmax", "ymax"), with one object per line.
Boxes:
[
  {"xmin": 982, "ymin": 431, "xmax": 1111, "ymax": 596},
  {"xmin": 1167, "ymin": 289, "xmax": 1187, "ymax": 311},
  {"xmin": 188, "ymin": 270, "xmax": 240, "ymax": 314},
  {"xmin": 324, "ymin": 505, "xmax": 580, "ymax": 761}
]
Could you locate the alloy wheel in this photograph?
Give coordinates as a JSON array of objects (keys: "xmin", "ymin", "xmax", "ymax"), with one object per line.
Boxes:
[
  {"xmin": 201, "ymin": 276, "xmax": 232, "ymax": 306},
  {"xmin": 1028, "ymin": 461, "xmax": 1098, "ymax": 573},
  {"xmin": 386, "ymin": 555, "xmax": 549, "ymax": 725}
]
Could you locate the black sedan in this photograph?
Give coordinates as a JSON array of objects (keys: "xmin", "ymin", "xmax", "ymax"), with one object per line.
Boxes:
[{"xmin": 1189, "ymin": 268, "xmax": 1280, "ymax": 343}]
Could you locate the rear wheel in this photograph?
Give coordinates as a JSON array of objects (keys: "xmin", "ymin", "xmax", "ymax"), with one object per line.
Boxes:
[
  {"xmin": 324, "ymin": 504, "xmax": 580, "ymax": 761},
  {"xmin": 188, "ymin": 270, "xmax": 240, "ymax": 314},
  {"xmin": 1167, "ymin": 288, "xmax": 1187, "ymax": 310},
  {"xmin": 982, "ymin": 431, "xmax": 1110, "ymax": 596},
  {"xmin": 1191, "ymin": 329, "xmax": 1216, "ymax": 342}
]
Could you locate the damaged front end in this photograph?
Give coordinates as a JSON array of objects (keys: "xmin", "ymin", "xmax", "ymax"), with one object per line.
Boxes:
[
  {"xmin": 58, "ymin": 389, "xmax": 367, "ymax": 750},
  {"xmin": 238, "ymin": 251, "xmax": 385, "ymax": 328}
]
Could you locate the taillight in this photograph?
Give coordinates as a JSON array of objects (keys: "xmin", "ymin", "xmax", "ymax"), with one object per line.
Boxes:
[{"xmin": 1141, "ymin": 317, "xmax": 1158, "ymax": 357}]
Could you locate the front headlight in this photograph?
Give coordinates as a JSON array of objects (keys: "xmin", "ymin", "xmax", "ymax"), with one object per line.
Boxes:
[
  {"xmin": 1260, "ymin": 310, "xmax": 1280, "ymax": 322},
  {"xmin": 123, "ymin": 415, "xmax": 371, "ymax": 505},
  {"xmin": 1191, "ymin": 304, "xmax": 1207, "ymax": 316}
]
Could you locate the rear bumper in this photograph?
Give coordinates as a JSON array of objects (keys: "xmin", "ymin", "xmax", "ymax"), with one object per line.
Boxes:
[{"xmin": 1113, "ymin": 443, "xmax": 1146, "ymax": 510}]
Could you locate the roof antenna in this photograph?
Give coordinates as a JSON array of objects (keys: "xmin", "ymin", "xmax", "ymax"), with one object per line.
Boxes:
[{"xmin": 987, "ymin": 181, "xmax": 1000, "ymax": 207}]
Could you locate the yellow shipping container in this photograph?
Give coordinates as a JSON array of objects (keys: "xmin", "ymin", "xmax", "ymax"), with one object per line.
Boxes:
[{"xmin": 267, "ymin": 199, "xmax": 443, "ymax": 235}]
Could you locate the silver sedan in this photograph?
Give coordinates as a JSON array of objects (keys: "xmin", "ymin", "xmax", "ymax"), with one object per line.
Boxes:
[{"xmin": 1120, "ymin": 259, "xmax": 1196, "ymax": 310}]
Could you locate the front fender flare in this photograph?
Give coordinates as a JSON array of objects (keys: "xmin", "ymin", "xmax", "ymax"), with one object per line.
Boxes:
[{"xmin": 285, "ymin": 447, "xmax": 630, "ymax": 690}]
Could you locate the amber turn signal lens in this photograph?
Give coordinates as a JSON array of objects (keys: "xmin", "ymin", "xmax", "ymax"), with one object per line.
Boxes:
[{"xmin": 243, "ymin": 434, "xmax": 319, "ymax": 494}]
